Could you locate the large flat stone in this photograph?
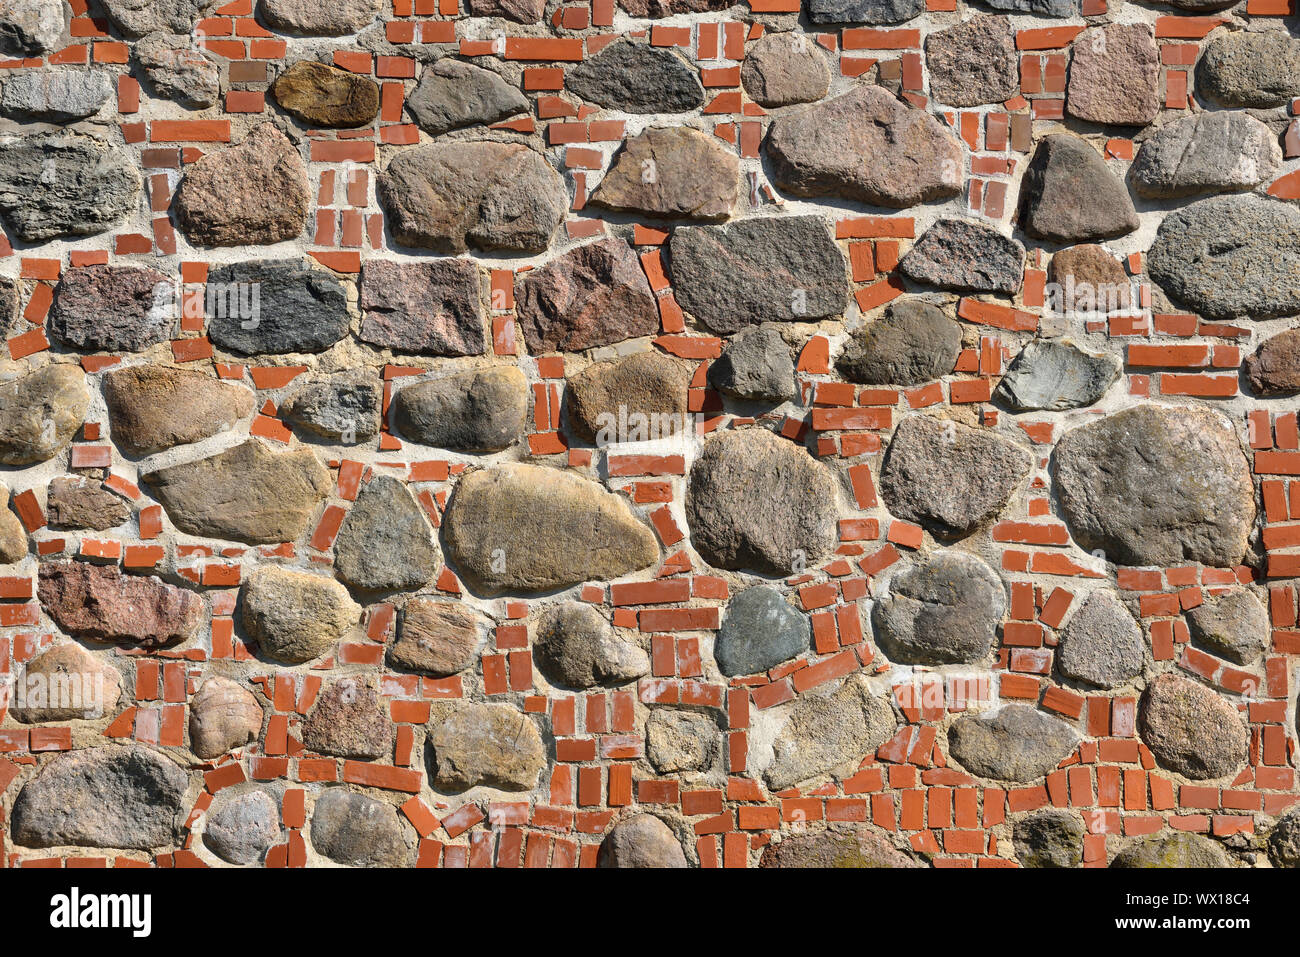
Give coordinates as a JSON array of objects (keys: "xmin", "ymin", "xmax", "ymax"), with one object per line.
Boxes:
[
  {"xmin": 359, "ymin": 258, "xmax": 484, "ymax": 357},
  {"xmin": 38, "ymin": 562, "xmax": 205, "ymax": 648},
  {"xmin": 0, "ymin": 131, "xmax": 141, "ymax": 241},
  {"xmin": 48, "ymin": 265, "xmax": 173, "ymax": 354},
  {"xmin": 427, "ymin": 701, "xmax": 547, "ymax": 792},
  {"xmin": 872, "ymin": 551, "xmax": 1006, "ymax": 665},
  {"xmin": 104, "ymin": 365, "xmax": 255, "ymax": 457}
]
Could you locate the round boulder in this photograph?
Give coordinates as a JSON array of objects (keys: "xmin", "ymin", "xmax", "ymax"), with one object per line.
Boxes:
[{"xmin": 872, "ymin": 551, "xmax": 1006, "ymax": 666}]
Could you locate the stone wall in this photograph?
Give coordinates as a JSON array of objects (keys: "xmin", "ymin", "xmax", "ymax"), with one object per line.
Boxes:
[{"xmin": 0, "ymin": 0, "xmax": 1296, "ymax": 870}]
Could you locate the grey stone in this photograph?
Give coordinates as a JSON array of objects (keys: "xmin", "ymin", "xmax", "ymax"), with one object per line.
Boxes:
[
  {"xmin": 948, "ymin": 706, "xmax": 1079, "ymax": 783},
  {"xmin": 993, "ymin": 338, "xmax": 1120, "ymax": 412},
  {"xmin": 188, "ymin": 676, "xmax": 264, "ymax": 759},
  {"xmin": 837, "ymin": 300, "xmax": 962, "ymax": 386},
  {"xmin": 669, "ymin": 216, "xmax": 848, "ymax": 335},
  {"xmin": 48, "ymin": 265, "xmax": 173, "ymax": 353},
  {"xmin": 0, "ymin": 131, "xmax": 141, "ymax": 241},
  {"xmin": 136, "ymin": 32, "xmax": 222, "ymax": 109},
  {"xmin": 686, "ymin": 428, "xmax": 838, "ymax": 576},
  {"xmin": 1014, "ymin": 810, "xmax": 1084, "ymax": 868},
  {"xmin": 359, "ymin": 258, "xmax": 483, "ymax": 357},
  {"xmin": 590, "ymin": 127, "xmax": 739, "ymax": 222},
  {"xmin": 303, "ymin": 677, "xmax": 392, "ymax": 759},
  {"xmin": 983, "ymin": 0, "xmax": 1075, "ymax": 13},
  {"xmin": 765, "ymin": 675, "xmax": 898, "ymax": 791},
  {"xmin": 1112, "ymin": 832, "xmax": 1231, "ymax": 869},
  {"xmin": 1268, "ymin": 805, "xmax": 1300, "ymax": 868},
  {"xmin": 1185, "ymin": 588, "xmax": 1269, "ymax": 666},
  {"xmin": 872, "ymin": 550, "xmax": 1006, "ymax": 666},
  {"xmin": 310, "ymin": 789, "xmax": 411, "ymax": 868},
  {"xmin": 389, "ymin": 598, "xmax": 489, "ymax": 677},
  {"xmin": 143, "ymin": 440, "xmax": 331, "ymax": 545},
  {"xmin": 1, "ymin": 69, "xmax": 113, "ymax": 121},
  {"xmin": 1147, "ymin": 195, "xmax": 1300, "ymax": 321},
  {"xmin": 1054, "ymin": 404, "xmax": 1255, "ymax": 567},
  {"xmin": 1197, "ymin": 30, "xmax": 1300, "ymax": 109},
  {"xmin": 741, "ymin": 32, "xmax": 831, "ymax": 107},
  {"xmin": 0, "ymin": 364, "xmax": 88, "ymax": 466},
  {"xmin": 0, "ymin": 0, "xmax": 65, "ymax": 55},
  {"xmin": 1138, "ymin": 673, "xmax": 1248, "ymax": 780},
  {"xmin": 925, "ymin": 15, "xmax": 1018, "ymax": 108},
  {"xmin": 707, "ymin": 326, "xmax": 797, "ymax": 403},
  {"xmin": 392, "ymin": 366, "xmax": 528, "ymax": 453},
  {"xmin": 281, "ymin": 373, "xmax": 382, "ymax": 443},
  {"xmin": 46, "ymin": 476, "xmax": 130, "ymax": 531},
  {"xmin": 257, "ymin": 0, "xmax": 383, "ymax": 35},
  {"xmin": 597, "ymin": 814, "xmax": 687, "ymax": 868},
  {"xmin": 204, "ymin": 789, "xmax": 280, "ymax": 865},
  {"xmin": 406, "ymin": 59, "xmax": 527, "ymax": 137},
  {"xmin": 807, "ymin": 0, "xmax": 924, "ymax": 23},
  {"xmin": 1066, "ymin": 24, "xmax": 1160, "ymax": 126},
  {"xmin": 1056, "ymin": 590, "xmax": 1144, "ymax": 689},
  {"xmin": 427, "ymin": 701, "xmax": 547, "ymax": 792},
  {"xmin": 103, "ymin": 365, "xmax": 255, "ymax": 457},
  {"xmin": 1018, "ymin": 134, "xmax": 1138, "ymax": 244},
  {"xmin": 38, "ymin": 561, "xmax": 205, "ymax": 648},
  {"xmin": 101, "ymin": 0, "xmax": 202, "ymax": 37},
  {"xmin": 714, "ymin": 585, "xmax": 809, "ymax": 677},
  {"xmin": 533, "ymin": 601, "xmax": 649, "ymax": 689},
  {"xmin": 1246, "ymin": 328, "xmax": 1300, "ymax": 397},
  {"xmin": 566, "ymin": 40, "xmax": 705, "ymax": 114},
  {"xmin": 10, "ymin": 745, "xmax": 189, "ymax": 850},
  {"xmin": 1131, "ymin": 112, "xmax": 1281, "ymax": 199},
  {"xmin": 899, "ymin": 219, "xmax": 1024, "ymax": 294},
  {"xmin": 466, "ymin": 0, "xmax": 544, "ymax": 21},
  {"xmin": 205, "ymin": 259, "xmax": 352, "ymax": 356},
  {"xmin": 646, "ymin": 709, "xmax": 717, "ymax": 773},
  {"xmin": 879, "ymin": 416, "xmax": 1031, "ymax": 539},
  {"xmin": 766, "ymin": 84, "xmax": 964, "ymax": 209},
  {"xmin": 761, "ymin": 828, "xmax": 921, "ymax": 867},
  {"xmin": 565, "ymin": 351, "xmax": 693, "ymax": 445},
  {"xmin": 443, "ymin": 464, "xmax": 659, "ymax": 596},
  {"xmin": 241, "ymin": 565, "xmax": 360, "ymax": 665},
  {"xmin": 10, "ymin": 642, "xmax": 122, "ymax": 723},
  {"xmin": 333, "ymin": 475, "xmax": 438, "ymax": 593}
]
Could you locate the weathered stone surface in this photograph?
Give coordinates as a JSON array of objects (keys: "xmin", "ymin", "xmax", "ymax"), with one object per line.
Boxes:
[
  {"xmin": 1112, "ymin": 832, "xmax": 1231, "ymax": 869},
  {"xmin": 359, "ymin": 258, "xmax": 483, "ymax": 357},
  {"xmin": 103, "ymin": 365, "xmax": 255, "ymax": 457},
  {"xmin": 766, "ymin": 84, "xmax": 963, "ymax": 208},
  {"xmin": 983, "ymin": 0, "xmax": 1075, "ymax": 13},
  {"xmin": 271, "ymin": 60, "xmax": 380, "ymax": 128},
  {"xmin": 597, "ymin": 814, "xmax": 687, "ymax": 868},
  {"xmin": 1131, "ymin": 112, "xmax": 1281, "ymax": 199},
  {"xmin": 836, "ymin": 300, "xmax": 961, "ymax": 386},
  {"xmin": 0, "ymin": 131, "xmax": 141, "ymax": 241},
  {"xmin": 1138, "ymin": 673, "xmax": 1248, "ymax": 780},
  {"xmin": 10, "ymin": 642, "xmax": 121, "ymax": 723},
  {"xmin": 310, "ymin": 789, "xmax": 410, "ymax": 868},
  {"xmin": 258, "ymin": 0, "xmax": 382, "ymax": 35},
  {"xmin": 1054, "ymin": 405, "xmax": 1254, "ymax": 567},
  {"xmin": 205, "ymin": 259, "xmax": 352, "ymax": 356},
  {"xmin": 925, "ymin": 15, "xmax": 1017, "ymax": 107},
  {"xmin": 10, "ymin": 746, "xmax": 188, "ymax": 850},
  {"xmin": 48, "ymin": 265, "xmax": 173, "ymax": 353},
  {"xmin": 1018, "ymin": 134, "xmax": 1138, "ymax": 243},
  {"xmin": 880, "ymin": 416, "xmax": 1031, "ymax": 538},
  {"xmin": 992, "ymin": 339, "xmax": 1120, "ymax": 412},
  {"xmin": 714, "ymin": 585, "xmax": 809, "ymax": 677},
  {"xmin": 1056, "ymin": 591, "xmax": 1144, "ymax": 689},
  {"xmin": 899, "ymin": 219, "xmax": 1024, "ymax": 294},
  {"xmin": 1014, "ymin": 811, "xmax": 1084, "ymax": 868},
  {"xmin": 707, "ymin": 326, "xmax": 797, "ymax": 403},
  {"xmin": 590, "ymin": 127, "xmax": 738, "ymax": 221},
  {"xmin": 392, "ymin": 366, "xmax": 528, "ymax": 452},
  {"xmin": 143, "ymin": 440, "xmax": 331, "ymax": 545},
  {"xmin": 281, "ymin": 373, "xmax": 382, "ymax": 442},
  {"xmin": 646, "ymin": 709, "xmax": 717, "ymax": 773},
  {"xmin": 38, "ymin": 562, "xmax": 204, "ymax": 648},
  {"xmin": 1185, "ymin": 588, "xmax": 1268, "ymax": 667},
  {"xmin": 765, "ymin": 675, "xmax": 898, "ymax": 791},
  {"xmin": 515, "ymin": 238, "xmax": 659, "ymax": 353},
  {"xmin": 427, "ymin": 701, "xmax": 547, "ymax": 792},
  {"xmin": 687, "ymin": 428, "xmax": 838, "ymax": 576},
  {"xmin": 0, "ymin": 364, "xmax": 88, "ymax": 466},
  {"xmin": 872, "ymin": 551, "xmax": 1006, "ymax": 666},
  {"xmin": 101, "ymin": 0, "xmax": 201, "ymax": 37},
  {"xmin": 389, "ymin": 598, "xmax": 489, "ymax": 677},
  {"xmin": 46, "ymin": 477, "xmax": 129, "ymax": 531},
  {"xmin": 136, "ymin": 32, "xmax": 222, "ymax": 109},
  {"xmin": 948, "ymin": 706, "xmax": 1079, "ymax": 782},
  {"xmin": 669, "ymin": 216, "xmax": 848, "ymax": 335},
  {"xmin": 1, "ymin": 69, "xmax": 112, "ymax": 121},
  {"xmin": 1047, "ymin": 243, "xmax": 1132, "ymax": 311},
  {"xmin": 302, "ymin": 677, "xmax": 392, "ymax": 759},
  {"xmin": 761, "ymin": 828, "xmax": 921, "ymax": 868},
  {"xmin": 1268, "ymin": 805, "xmax": 1300, "ymax": 868},
  {"xmin": 740, "ymin": 32, "xmax": 831, "ymax": 107},
  {"xmin": 0, "ymin": 485, "xmax": 26, "ymax": 563},
  {"xmin": 1247, "ymin": 329, "xmax": 1300, "ymax": 397},
  {"xmin": 204, "ymin": 789, "xmax": 280, "ymax": 865},
  {"xmin": 1066, "ymin": 24, "xmax": 1159, "ymax": 125},
  {"xmin": 807, "ymin": 0, "xmax": 925, "ymax": 23},
  {"xmin": 565, "ymin": 352, "xmax": 693, "ymax": 445},
  {"xmin": 241, "ymin": 566, "xmax": 359, "ymax": 664},
  {"xmin": 189, "ymin": 676, "xmax": 264, "ymax": 759},
  {"xmin": 443, "ymin": 464, "xmax": 659, "ymax": 595},
  {"xmin": 378, "ymin": 140, "xmax": 565, "ymax": 254},
  {"xmin": 406, "ymin": 59, "xmax": 527, "ymax": 136},
  {"xmin": 0, "ymin": 0, "xmax": 65, "ymax": 55},
  {"xmin": 334, "ymin": 476, "xmax": 438, "ymax": 593},
  {"xmin": 566, "ymin": 40, "xmax": 705, "ymax": 114},
  {"xmin": 1147, "ymin": 195, "xmax": 1300, "ymax": 321},
  {"xmin": 174, "ymin": 124, "xmax": 308, "ymax": 247},
  {"xmin": 1197, "ymin": 29, "xmax": 1300, "ymax": 108},
  {"xmin": 533, "ymin": 601, "xmax": 649, "ymax": 689},
  {"xmin": 466, "ymin": 0, "xmax": 544, "ymax": 21}
]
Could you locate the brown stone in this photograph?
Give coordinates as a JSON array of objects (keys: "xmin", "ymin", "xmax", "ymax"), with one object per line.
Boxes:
[
  {"xmin": 466, "ymin": 0, "xmax": 544, "ymax": 21},
  {"xmin": 565, "ymin": 351, "xmax": 694, "ymax": 444},
  {"xmin": 1246, "ymin": 328, "xmax": 1300, "ymax": 397},
  {"xmin": 388, "ymin": 597, "xmax": 488, "ymax": 677},
  {"xmin": 427, "ymin": 700, "xmax": 547, "ymax": 792},
  {"xmin": 302, "ymin": 676, "xmax": 393, "ymax": 759},
  {"xmin": 47, "ymin": 264, "xmax": 173, "ymax": 353},
  {"xmin": 189, "ymin": 676, "xmax": 264, "ymax": 759},
  {"xmin": 46, "ymin": 476, "xmax": 129, "ymax": 531},
  {"xmin": 271, "ymin": 60, "xmax": 380, "ymax": 128},
  {"xmin": 0, "ymin": 484, "xmax": 28, "ymax": 563},
  {"xmin": 38, "ymin": 561, "xmax": 205, "ymax": 648},
  {"xmin": 10, "ymin": 642, "xmax": 122, "ymax": 723},
  {"xmin": 0, "ymin": 364, "xmax": 89, "ymax": 466},
  {"xmin": 241, "ymin": 566, "xmax": 359, "ymax": 664},
  {"xmin": 589, "ymin": 127, "xmax": 739, "ymax": 221},
  {"xmin": 359, "ymin": 258, "xmax": 484, "ymax": 357},
  {"xmin": 925, "ymin": 14, "xmax": 1018, "ymax": 108},
  {"xmin": 1048, "ymin": 244, "xmax": 1132, "ymax": 309},
  {"xmin": 740, "ymin": 32, "xmax": 831, "ymax": 108},
  {"xmin": 1138, "ymin": 673, "xmax": 1248, "ymax": 780},
  {"xmin": 103, "ymin": 365, "xmax": 256, "ymax": 457},
  {"xmin": 1067, "ymin": 24, "xmax": 1160, "ymax": 126}
]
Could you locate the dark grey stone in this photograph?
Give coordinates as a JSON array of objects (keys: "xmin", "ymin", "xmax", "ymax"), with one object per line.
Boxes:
[
  {"xmin": 807, "ymin": 0, "xmax": 924, "ymax": 22},
  {"xmin": 532, "ymin": 601, "xmax": 650, "ymax": 689},
  {"xmin": 205, "ymin": 259, "xmax": 352, "ymax": 356},
  {"xmin": 1014, "ymin": 810, "xmax": 1085, "ymax": 868},
  {"xmin": 714, "ymin": 585, "xmax": 810, "ymax": 677},
  {"xmin": 407, "ymin": 59, "xmax": 528, "ymax": 136},
  {"xmin": 707, "ymin": 326, "xmax": 798, "ymax": 402},
  {"xmin": 566, "ymin": 40, "xmax": 705, "ymax": 114},
  {"xmin": 837, "ymin": 300, "xmax": 961, "ymax": 387},
  {"xmin": 899, "ymin": 219, "xmax": 1024, "ymax": 294},
  {"xmin": 1017, "ymin": 134, "xmax": 1138, "ymax": 244},
  {"xmin": 333, "ymin": 475, "xmax": 438, "ymax": 593},
  {"xmin": 282, "ymin": 373, "xmax": 382, "ymax": 443},
  {"xmin": 992, "ymin": 338, "xmax": 1120, "ymax": 412}
]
